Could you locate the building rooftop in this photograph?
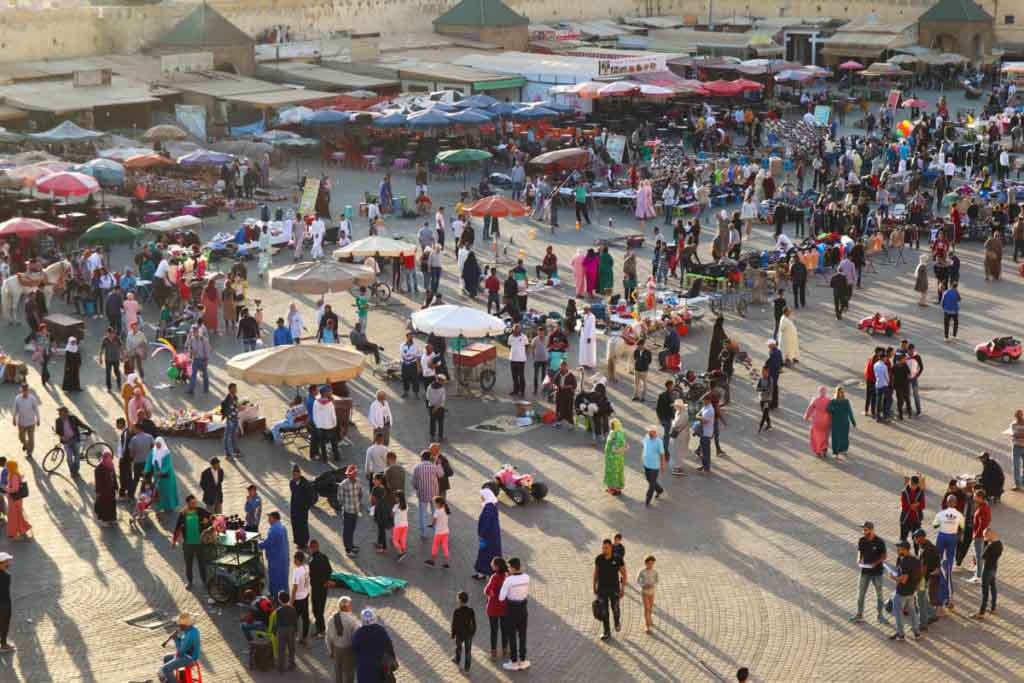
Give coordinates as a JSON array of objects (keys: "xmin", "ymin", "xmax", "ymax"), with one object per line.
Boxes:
[
  {"xmin": 157, "ymin": 3, "xmax": 254, "ymax": 48},
  {"xmin": 433, "ymin": 0, "xmax": 528, "ymax": 28},
  {"xmin": 919, "ymin": 0, "xmax": 993, "ymax": 23}
]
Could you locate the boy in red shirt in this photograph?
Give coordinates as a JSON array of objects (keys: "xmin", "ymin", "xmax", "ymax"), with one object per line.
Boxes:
[{"xmin": 484, "ymin": 268, "xmax": 501, "ymax": 315}]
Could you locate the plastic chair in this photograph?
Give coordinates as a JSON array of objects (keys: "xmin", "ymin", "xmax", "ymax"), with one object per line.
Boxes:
[
  {"xmin": 252, "ymin": 609, "xmax": 278, "ymax": 660},
  {"xmin": 173, "ymin": 661, "xmax": 202, "ymax": 683}
]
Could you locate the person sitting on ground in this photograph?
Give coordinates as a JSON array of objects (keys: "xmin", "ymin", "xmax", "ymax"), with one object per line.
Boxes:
[{"xmin": 349, "ymin": 322, "xmax": 381, "ymax": 364}]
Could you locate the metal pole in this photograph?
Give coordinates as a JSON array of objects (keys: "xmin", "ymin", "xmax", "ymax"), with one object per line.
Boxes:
[{"xmin": 708, "ymin": 0, "xmax": 714, "ymax": 31}]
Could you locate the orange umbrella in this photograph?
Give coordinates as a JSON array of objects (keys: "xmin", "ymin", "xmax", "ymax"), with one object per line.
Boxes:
[
  {"xmin": 124, "ymin": 154, "xmax": 177, "ymax": 169},
  {"xmin": 465, "ymin": 195, "xmax": 530, "ymax": 218}
]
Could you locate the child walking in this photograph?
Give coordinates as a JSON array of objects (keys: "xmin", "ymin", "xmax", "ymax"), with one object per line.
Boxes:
[
  {"xmin": 636, "ymin": 555, "xmax": 659, "ymax": 634},
  {"xmin": 451, "ymin": 591, "xmax": 477, "ymax": 672},
  {"xmin": 425, "ymin": 496, "xmax": 451, "ymax": 568},
  {"xmin": 392, "ymin": 493, "xmax": 409, "ymax": 561}
]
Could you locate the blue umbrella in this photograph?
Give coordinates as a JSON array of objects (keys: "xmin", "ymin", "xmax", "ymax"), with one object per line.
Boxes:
[
  {"xmin": 457, "ymin": 94, "xmax": 498, "ymax": 109},
  {"xmin": 307, "ymin": 109, "xmax": 350, "ymax": 125},
  {"xmin": 407, "ymin": 109, "xmax": 452, "ymax": 129},
  {"xmin": 489, "ymin": 102, "xmax": 521, "ymax": 116},
  {"xmin": 513, "ymin": 106, "xmax": 559, "ymax": 121},
  {"xmin": 467, "ymin": 107, "xmax": 496, "ymax": 120},
  {"xmin": 258, "ymin": 130, "xmax": 301, "ymax": 142},
  {"xmin": 373, "ymin": 111, "xmax": 408, "ymax": 128},
  {"xmin": 75, "ymin": 158, "xmax": 124, "ymax": 186},
  {"xmin": 177, "ymin": 150, "xmax": 235, "ymax": 166},
  {"xmin": 446, "ymin": 109, "xmax": 491, "ymax": 125}
]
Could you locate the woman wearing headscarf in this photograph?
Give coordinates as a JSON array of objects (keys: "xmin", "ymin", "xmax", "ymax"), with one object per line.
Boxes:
[
  {"xmin": 461, "ymin": 250, "xmax": 482, "ymax": 299},
  {"xmin": 603, "ymin": 417, "xmax": 627, "ymax": 496},
  {"xmin": 707, "ymin": 316, "xmax": 726, "ymax": 372},
  {"xmin": 583, "ymin": 249, "xmax": 599, "ymax": 297},
  {"xmin": 128, "ymin": 387, "xmax": 155, "ymax": 429},
  {"xmin": 669, "ymin": 399, "xmax": 690, "ymax": 476},
  {"xmin": 94, "ymin": 448, "xmax": 118, "ymax": 525},
  {"xmin": 352, "ymin": 608, "xmax": 396, "ymax": 683},
  {"xmin": 826, "ymin": 385, "xmax": 856, "ymax": 459},
  {"xmin": 5, "ymin": 461, "xmax": 31, "ymax": 540},
  {"xmin": 144, "ymin": 437, "xmax": 180, "ymax": 513},
  {"xmin": 287, "ymin": 303, "xmax": 304, "ymax": 344},
  {"xmin": 122, "ymin": 373, "xmax": 147, "ymax": 423},
  {"xmin": 571, "ymin": 249, "xmax": 587, "ymax": 298},
  {"xmin": 597, "ymin": 246, "xmax": 614, "ymax": 295},
  {"xmin": 984, "ymin": 231, "xmax": 1003, "ymax": 281},
  {"xmin": 472, "ymin": 487, "xmax": 502, "ymax": 580},
  {"xmin": 913, "ymin": 253, "xmax": 929, "ymax": 306},
  {"xmin": 61, "ymin": 336, "xmax": 82, "ymax": 392},
  {"xmin": 803, "ymin": 386, "xmax": 833, "ymax": 457},
  {"xmin": 634, "ymin": 179, "xmax": 656, "ymax": 230},
  {"xmin": 258, "ymin": 223, "xmax": 272, "ymax": 280},
  {"xmin": 201, "ymin": 280, "xmax": 220, "ymax": 333}
]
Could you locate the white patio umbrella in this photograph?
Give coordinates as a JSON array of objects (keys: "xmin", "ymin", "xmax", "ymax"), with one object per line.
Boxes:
[
  {"xmin": 334, "ymin": 236, "xmax": 416, "ymax": 259},
  {"xmin": 411, "ymin": 305, "xmax": 505, "ymax": 337}
]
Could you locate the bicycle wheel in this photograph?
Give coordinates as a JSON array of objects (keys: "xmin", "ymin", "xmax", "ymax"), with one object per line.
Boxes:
[
  {"xmin": 42, "ymin": 446, "xmax": 65, "ymax": 474},
  {"xmin": 208, "ymin": 574, "xmax": 233, "ymax": 604},
  {"xmin": 374, "ymin": 282, "xmax": 392, "ymax": 302},
  {"xmin": 84, "ymin": 441, "xmax": 112, "ymax": 468}
]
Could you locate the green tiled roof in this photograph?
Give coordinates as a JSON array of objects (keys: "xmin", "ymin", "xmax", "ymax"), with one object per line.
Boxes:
[
  {"xmin": 159, "ymin": 3, "xmax": 255, "ymax": 47},
  {"xmin": 919, "ymin": 0, "xmax": 993, "ymax": 23},
  {"xmin": 433, "ymin": 0, "xmax": 529, "ymax": 28}
]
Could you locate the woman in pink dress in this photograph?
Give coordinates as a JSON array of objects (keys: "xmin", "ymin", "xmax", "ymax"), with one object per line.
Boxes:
[
  {"xmin": 5, "ymin": 461, "xmax": 31, "ymax": 540},
  {"xmin": 803, "ymin": 386, "xmax": 832, "ymax": 457},
  {"xmin": 571, "ymin": 249, "xmax": 587, "ymax": 298},
  {"xmin": 201, "ymin": 280, "xmax": 220, "ymax": 334},
  {"xmin": 583, "ymin": 249, "xmax": 599, "ymax": 297},
  {"xmin": 634, "ymin": 179, "xmax": 656, "ymax": 231}
]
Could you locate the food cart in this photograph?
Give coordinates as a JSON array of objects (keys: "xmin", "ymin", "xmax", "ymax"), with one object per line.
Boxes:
[
  {"xmin": 206, "ymin": 530, "xmax": 264, "ymax": 604},
  {"xmin": 452, "ymin": 342, "xmax": 497, "ymax": 393}
]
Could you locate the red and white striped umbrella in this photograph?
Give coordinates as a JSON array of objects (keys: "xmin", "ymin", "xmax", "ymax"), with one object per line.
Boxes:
[{"xmin": 35, "ymin": 171, "xmax": 100, "ymax": 197}]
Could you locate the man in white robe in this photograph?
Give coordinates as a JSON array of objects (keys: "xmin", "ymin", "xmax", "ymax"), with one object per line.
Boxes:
[
  {"xmin": 310, "ymin": 218, "xmax": 326, "ymax": 259},
  {"xmin": 578, "ymin": 305, "xmax": 597, "ymax": 371}
]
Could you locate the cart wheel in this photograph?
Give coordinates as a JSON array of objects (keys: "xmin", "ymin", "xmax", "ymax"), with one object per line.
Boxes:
[
  {"xmin": 374, "ymin": 283, "xmax": 392, "ymax": 303},
  {"xmin": 976, "ymin": 350, "xmax": 988, "ymax": 362},
  {"xmin": 884, "ymin": 327, "xmax": 894, "ymax": 337},
  {"xmin": 208, "ymin": 574, "xmax": 233, "ymax": 604},
  {"xmin": 530, "ymin": 482, "xmax": 549, "ymax": 501},
  {"xmin": 480, "ymin": 369, "xmax": 497, "ymax": 391},
  {"xmin": 509, "ymin": 488, "xmax": 528, "ymax": 505},
  {"xmin": 42, "ymin": 446, "xmax": 65, "ymax": 475},
  {"xmin": 736, "ymin": 298, "xmax": 748, "ymax": 318},
  {"xmin": 84, "ymin": 441, "xmax": 111, "ymax": 468},
  {"xmin": 1002, "ymin": 353, "xmax": 1012, "ymax": 364}
]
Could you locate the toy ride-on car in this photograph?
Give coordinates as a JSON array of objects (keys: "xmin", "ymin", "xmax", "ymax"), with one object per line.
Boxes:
[
  {"xmin": 858, "ymin": 313, "xmax": 901, "ymax": 336},
  {"xmin": 975, "ymin": 337, "xmax": 1022, "ymax": 363},
  {"xmin": 493, "ymin": 465, "xmax": 548, "ymax": 505}
]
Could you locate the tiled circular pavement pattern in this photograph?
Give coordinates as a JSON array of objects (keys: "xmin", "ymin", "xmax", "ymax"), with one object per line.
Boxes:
[{"xmin": 2, "ymin": 101, "xmax": 1024, "ymax": 683}]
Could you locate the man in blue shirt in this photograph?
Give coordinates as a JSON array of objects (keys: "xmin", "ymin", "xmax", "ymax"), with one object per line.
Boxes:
[
  {"xmin": 159, "ymin": 613, "xmax": 201, "ymax": 682},
  {"xmin": 641, "ymin": 426, "xmax": 666, "ymax": 506},
  {"xmin": 941, "ymin": 283, "xmax": 960, "ymax": 340},
  {"xmin": 272, "ymin": 317, "xmax": 294, "ymax": 346},
  {"xmin": 766, "ymin": 340, "xmax": 784, "ymax": 410}
]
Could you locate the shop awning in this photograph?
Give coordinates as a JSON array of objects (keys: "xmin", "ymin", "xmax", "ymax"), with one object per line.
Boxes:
[
  {"xmin": 820, "ymin": 32, "xmax": 914, "ymax": 59},
  {"xmin": 472, "ymin": 77, "xmax": 526, "ymax": 91}
]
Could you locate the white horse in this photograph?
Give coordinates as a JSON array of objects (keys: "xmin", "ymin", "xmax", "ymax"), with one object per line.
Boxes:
[{"xmin": 1, "ymin": 260, "xmax": 72, "ymax": 322}]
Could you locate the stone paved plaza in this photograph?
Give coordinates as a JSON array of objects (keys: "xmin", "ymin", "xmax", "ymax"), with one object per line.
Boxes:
[{"xmin": 2, "ymin": 114, "xmax": 1024, "ymax": 683}]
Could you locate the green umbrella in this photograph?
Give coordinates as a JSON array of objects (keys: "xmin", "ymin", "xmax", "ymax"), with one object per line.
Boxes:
[
  {"xmin": 79, "ymin": 220, "xmax": 144, "ymax": 245},
  {"xmin": 435, "ymin": 148, "xmax": 492, "ymax": 165}
]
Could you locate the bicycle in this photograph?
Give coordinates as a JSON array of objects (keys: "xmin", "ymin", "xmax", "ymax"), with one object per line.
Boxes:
[
  {"xmin": 42, "ymin": 429, "xmax": 112, "ymax": 475},
  {"xmin": 350, "ymin": 280, "xmax": 391, "ymax": 304}
]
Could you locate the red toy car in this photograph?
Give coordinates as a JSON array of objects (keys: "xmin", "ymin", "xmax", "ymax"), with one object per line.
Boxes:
[
  {"xmin": 975, "ymin": 337, "xmax": 1022, "ymax": 363},
  {"xmin": 858, "ymin": 313, "xmax": 901, "ymax": 336}
]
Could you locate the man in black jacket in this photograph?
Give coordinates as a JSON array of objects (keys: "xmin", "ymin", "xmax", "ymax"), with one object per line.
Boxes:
[
  {"xmin": 912, "ymin": 529, "xmax": 940, "ymax": 627},
  {"xmin": 306, "ymin": 539, "xmax": 334, "ymax": 638},
  {"xmin": 236, "ymin": 308, "xmax": 260, "ymax": 352},
  {"xmin": 289, "ymin": 465, "xmax": 315, "ymax": 550},
  {"xmin": 772, "ymin": 290, "xmax": 787, "ymax": 338},
  {"xmin": 655, "ymin": 380, "xmax": 675, "ymax": 454},
  {"xmin": 199, "ymin": 457, "xmax": 225, "ymax": 514},
  {"xmin": 829, "ymin": 271, "xmax": 847, "ymax": 320},
  {"xmin": 892, "ymin": 353, "xmax": 912, "ymax": 421},
  {"xmin": 790, "ymin": 256, "xmax": 807, "ymax": 309},
  {"xmin": 54, "ymin": 406, "xmax": 87, "ymax": 479}
]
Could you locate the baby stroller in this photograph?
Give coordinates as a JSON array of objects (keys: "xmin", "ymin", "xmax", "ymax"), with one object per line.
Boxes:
[{"xmin": 129, "ymin": 478, "xmax": 159, "ymax": 530}]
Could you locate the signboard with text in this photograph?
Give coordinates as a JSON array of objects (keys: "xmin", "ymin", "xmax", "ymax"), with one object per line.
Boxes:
[
  {"xmin": 606, "ymin": 134, "xmax": 627, "ymax": 164},
  {"xmin": 298, "ymin": 177, "xmax": 320, "ymax": 216},
  {"xmin": 597, "ymin": 56, "xmax": 662, "ymax": 78}
]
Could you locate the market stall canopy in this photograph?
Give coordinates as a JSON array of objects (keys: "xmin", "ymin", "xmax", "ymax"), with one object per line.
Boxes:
[
  {"xmin": 373, "ymin": 111, "xmax": 409, "ymax": 128},
  {"xmin": 75, "ymin": 158, "xmax": 125, "ymax": 185},
  {"xmin": 270, "ymin": 260, "xmax": 376, "ymax": 294},
  {"xmin": 512, "ymin": 106, "xmax": 558, "ymax": 120},
  {"xmin": 464, "ymin": 195, "xmax": 529, "ymax": 217},
  {"xmin": 211, "ymin": 140, "xmax": 272, "ymax": 158},
  {"xmin": 177, "ymin": 150, "xmax": 234, "ymax": 166},
  {"xmin": 334, "ymin": 235, "xmax": 416, "ymax": 258},
  {"xmin": 28, "ymin": 120, "xmax": 103, "ymax": 142},
  {"xmin": 446, "ymin": 109, "xmax": 491, "ymax": 125},
  {"xmin": 227, "ymin": 344, "xmax": 366, "ymax": 385},
  {"xmin": 527, "ymin": 147, "xmax": 589, "ymax": 171},
  {"xmin": 10, "ymin": 151, "xmax": 55, "ymax": 165},
  {"xmin": 838, "ymin": 60, "xmax": 865, "ymax": 70},
  {"xmin": 306, "ymin": 108, "xmax": 350, "ymax": 125},
  {"xmin": 123, "ymin": 153, "xmax": 177, "ymax": 169},
  {"xmin": 143, "ymin": 214, "xmax": 203, "ymax": 233},
  {"xmin": 407, "ymin": 108, "xmax": 452, "ymax": 129},
  {"xmin": 0, "ymin": 217, "xmax": 65, "ymax": 238},
  {"xmin": 774, "ymin": 69, "xmax": 816, "ymax": 83},
  {"xmin": 36, "ymin": 171, "xmax": 100, "ymax": 197},
  {"xmin": 78, "ymin": 221, "xmax": 143, "ymax": 246},
  {"xmin": 257, "ymin": 129, "xmax": 300, "ymax": 142},
  {"xmin": 489, "ymin": 101, "xmax": 522, "ymax": 116},
  {"xmin": 435, "ymin": 149, "xmax": 492, "ymax": 165},
  {"xmin": 278, "ymin": 106, "xmax": 314, "ymax": 124},
  {"xmin": 6, "ymin": 164, "xmax": 52, "ymax": 187},
  {"xmin": 411, "ymin": 305, "xmax": 505, "ymax": 337},
  {"xmin": 901, "ymin": 98, "xmax": 929, "ymax": 109},
  {"xmin": 702, "ymin": 79, "xmax": 763, "ymax": 97},
  {"xmin": 593, "ymin": 81, "xmax": 641, "ymax": 98},
  {"xmin": 99, "ymin": 147, "xmax": 154, "ymax": 162},
  {"xmin": 142, "ymin": 124, "xmax": 189, "ymax": 142},
  {"xmin": 456, "ymin": 94, "xmax": 498, "ymax": 109},
  {"xmin": 0, "ymin": 127, "xmax": 23, "ymax": 143}
]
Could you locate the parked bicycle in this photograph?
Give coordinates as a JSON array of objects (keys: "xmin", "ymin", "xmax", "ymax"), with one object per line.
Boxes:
[{"xmin": 42, "ymin": 428, "xmax": 112, "ymax": 475}]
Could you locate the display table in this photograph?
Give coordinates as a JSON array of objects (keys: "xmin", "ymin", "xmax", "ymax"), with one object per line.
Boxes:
[
  {"xmin": 181, "ymin": 204, "xmax": 206, "ymax": 217},
  {"xmin": 42, "ymin": 314, "xmax": 85, "ymax": 346}
]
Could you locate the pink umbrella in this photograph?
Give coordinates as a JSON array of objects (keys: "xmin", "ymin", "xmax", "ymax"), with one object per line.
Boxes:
[
  {"xmin": 839, "ymin": 61, "xmax": 864, "ymax": 71},
  {"xmin": 8, "ymin": 165, "xmax": 53, "ymax": 188},
  {"xmin": 901, "ymin": 98, "xmax": 929, "ymax": 109},
  {"xmin": 35, "ymin": 171, "xmax": 100, "ymax": 197}
]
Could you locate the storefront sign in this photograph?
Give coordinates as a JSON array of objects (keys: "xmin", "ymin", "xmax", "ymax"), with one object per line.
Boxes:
[
  {"xmin": 606, "ymin": 134, "xmax": 627, "ymax": 164},
  {"xmin": 530, "ymin": 28, "xmax": 582, "ymax": 41},
  {"xmin": 597, "ymin": 57, "xmax": 662, "ymax": 77},
  {"xmin": 299, "ymin": 177, "xmax": 320, "ymax": 216}
]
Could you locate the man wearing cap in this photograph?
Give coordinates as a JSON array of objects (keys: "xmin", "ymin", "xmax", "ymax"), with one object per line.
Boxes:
[
  {"xmin": 912, "ymin": 529, "xmax": 940, "ymax": 625},
  {"xmin": 0, "ymin": 551, "xmax": 12, "ymax": 652},
  {"xmin": 851, "ymin": 522, "xmax": 887, "ymax": 624},
  {"xmin": 338, "ymin": 465, "xmax": 363, "ymax": 555},
  {"xmin": 312, "ymin": 386, "xmax": 341, "ymax": 462},
  {"xmin": 889, "ymin": 540, "xmax": 922, "ymax": 640}
]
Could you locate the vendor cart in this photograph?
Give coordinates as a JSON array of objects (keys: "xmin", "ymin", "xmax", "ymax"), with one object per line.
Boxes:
[
  {"xmin": 706, "ymin": 284, "xmax": 749, "ymax": 317},
  {"xmin": 452, "ymin": 342, "xmax": 497, "ymax": 394},
  {"xmin": 206, "ymin": 530, "xmax": 264, "ymax": 604}
]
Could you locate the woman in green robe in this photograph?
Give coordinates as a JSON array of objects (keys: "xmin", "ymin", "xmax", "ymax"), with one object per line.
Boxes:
[
  {"xmin": 597, "ymin": 246, "xmax": 614, "ymax": 295},
  {"xmin": 143, "ymin": 436, "xmax": 181, "ymax": 512},
  {"xmin": 826, "ymin": 386, "xmax": 856, "ymax": 459},
  {"xmin": 603, "ymin": 418, "xmax": 626, "ymax": 495}
]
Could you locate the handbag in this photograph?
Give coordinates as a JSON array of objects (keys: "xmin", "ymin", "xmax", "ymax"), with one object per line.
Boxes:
[
  {"xmin": 592, "ymin": 598, "xmax": 607, "ymax": 622},
  {"xmin": 13, "ymin": 481, "xmax": 28, "ymax": 500}
]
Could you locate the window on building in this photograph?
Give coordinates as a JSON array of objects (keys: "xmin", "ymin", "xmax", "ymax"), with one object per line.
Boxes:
[{"xmin": 1006, "ymin": 14, "xmax": 1016, "ymax": 24}]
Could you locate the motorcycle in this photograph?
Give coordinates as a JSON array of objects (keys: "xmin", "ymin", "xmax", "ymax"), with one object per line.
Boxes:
[{"xmin": 493, "ymin": 465, "xmax": 549, "ymax": 505}]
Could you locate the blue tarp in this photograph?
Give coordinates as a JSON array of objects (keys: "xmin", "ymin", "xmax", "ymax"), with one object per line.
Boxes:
[
  {"xmin": 307, "ymin": 109, "xmax": 349, "ymax": 125},
  {"xmin": 373, "ymin": 111, "xmax": 408, "ymax": 128},
  {"xmin": 446, "ymin": 109, "xmax": 490, "ymax": 125},
  {"xmin": 513, "ymin": 106, "xmax": 558, "ymax": 121},
  {"xmin": 178, "ymin": 150, "xmax": 234, "ymax": 166},
  {"xmin": 29, "ymin": 120, "xmax": 103, "ymax": 141},
  {"xmin": 407, "ymin": 109, "xmax": 452, "ymax": 128},
  {"xmin": 230, "ymin": 120, "xmax": 265, "ymax": 137}
]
